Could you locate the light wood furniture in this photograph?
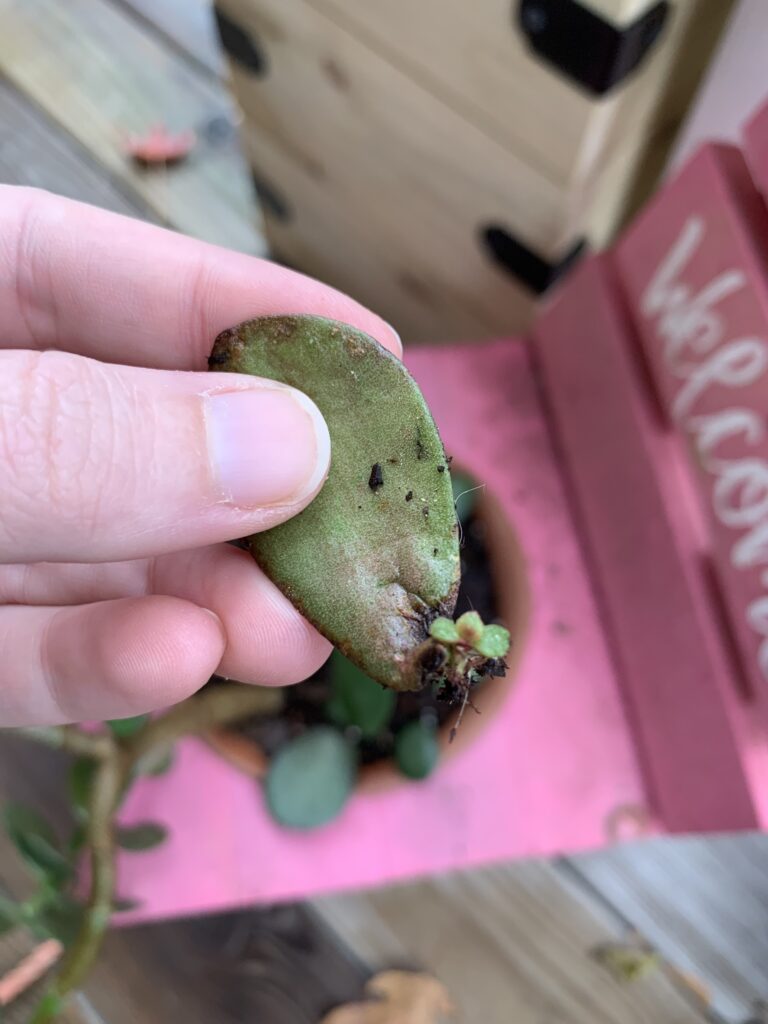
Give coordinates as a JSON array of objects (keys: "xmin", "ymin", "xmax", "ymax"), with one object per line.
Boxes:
[{"xmin": 216, "ymin": 0, "xmax": 734, "ymax": 341}]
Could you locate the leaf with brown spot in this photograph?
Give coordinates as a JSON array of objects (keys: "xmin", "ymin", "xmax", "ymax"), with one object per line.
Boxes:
[{"xmin": 319, "ymin": 970, "xmax": 454, "ymax": 1024}]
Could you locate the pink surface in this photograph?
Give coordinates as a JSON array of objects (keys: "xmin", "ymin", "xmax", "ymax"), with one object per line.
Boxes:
[
  {"xmin": 116, "ymin": 340, "xmax": 645, "ymax": 923},
  {"xmin": 615, "ymin": 143, "xmax": 768, "ymax": 714},
  {"xmin": 535, "ymin": 255, "xmax": 757, "ymax": 833}
]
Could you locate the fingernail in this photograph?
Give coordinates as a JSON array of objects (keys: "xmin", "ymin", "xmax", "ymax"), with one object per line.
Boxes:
[{"xmin": 205, "ymin": 386, "xmax": 330, "ymax": 507}]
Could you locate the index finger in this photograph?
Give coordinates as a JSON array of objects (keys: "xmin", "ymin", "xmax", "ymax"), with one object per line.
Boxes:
[{"xmin": 0, "ymin": 186, "xmax": 401, "ymax": 368}]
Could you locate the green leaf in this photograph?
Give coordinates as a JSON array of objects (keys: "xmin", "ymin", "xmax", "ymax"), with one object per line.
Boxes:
[
  {"xmin": 68, "ymin": 823, "xmax": 88, "ymax": 856},
  {"xmin": 3, "ymin": 805, "xmax": 71, "ymax": 886},
  {"xmin": 115, "ymin": 823, "xmax": 168, "ymax": 852},
  {"xmin": 451, "ymin": 471, "xmax": 479, "ymax": 525},
  {"xmin": 113, "ymin": 897, "xmax": 141, "ymax": 913},
  {"xmin": 107, "ymin": 714, "xmax": 149, "ymax": 738},
  {"xmin": 210, "ymin": 315, "xmax": 461, "ymax": 693},
  {"xmin": 325, "ymin": 651, "xmax": 395, "ymax": 739},
  {"xmin": 265, "ymin": 727, "xmax": 356, "ymax": 830},
  {"xmin": 35, "ymin": 893, "xmax": 84, "ymax": 946},
  {"xmin": 134, "ymin": 745, "xmax": 175, "ymax": 778},
  {"xmin": 429, "ymin": 617, "xmax": 459, "ymax": 644},
  {"xmin": 0, "ymin": 893, "xmax": 22, "ymax": 935},
  {"xmin": 394, "ymin": 720, "xmax": 440, "ymax": 780},
  {"xmin": 455, "ymin": 611, "xmax": 484, "ymax": 646},
  {"xmin": 29, "ymin": 993, "xmax": 63, "ymax": 1024},
  {"xmin": 475, "ymin": 623, "xmax": 510, "ymax": 659},
  {"xmin": 69, "ymin": 758, "xmax": 97, "ymax": 816}
]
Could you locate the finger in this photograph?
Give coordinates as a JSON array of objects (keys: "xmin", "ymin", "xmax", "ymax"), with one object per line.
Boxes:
[
  {"xmin": 0, "ymin": 187, "xmax": 401, "ymax": 366},
  {"xmin": 0, "ymin": 597, "xmax": 225, "ymax": 726},
  {"xmin": 0, "ymin": 351, "xmax": 330, "ymax": 563},
  {"xmin": 152, "ymin": 544, "xmax": 332, "ymax": 686},
  {"xmin": 0, "ymin": 546, "xmax": 332, "ymax": 688}
]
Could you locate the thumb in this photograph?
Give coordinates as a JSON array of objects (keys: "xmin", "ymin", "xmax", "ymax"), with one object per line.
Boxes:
[{"xmin": 0, "ymin": 349, "xmax": 330, "ymax": 563}]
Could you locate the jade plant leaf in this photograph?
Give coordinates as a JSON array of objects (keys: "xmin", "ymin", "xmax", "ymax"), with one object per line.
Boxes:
[
  {"xmin": 325, "ymin": 650, "xmax": 396, "ymax": 738},
  {"xmin": 115, "ymin": 823, "xmax": 168, "ymax": 852},
  {"xmin": 69, "ymin": 757, "xmax": 97, "ymax": 817},
  {"xmin": 107, "ymin": 714, "xmax": 149, "ymax": 738},
  {"xmin": 3, "ymin": 805, "xmax": 71, "ymax": 886},
  {"xmin": 209, "ymin": 315, "xmax": 462, "ymax": 692},
  {"xmin": 0, "ymin": 893, "xmax": 22, "ymax": 935},
  {"xmin": 265, "ymin": 726, "xmax": 356, "ymax": 829},
  {"xmin": 394, "ymin": 720, "xmax": 440, "ymax": 780}
]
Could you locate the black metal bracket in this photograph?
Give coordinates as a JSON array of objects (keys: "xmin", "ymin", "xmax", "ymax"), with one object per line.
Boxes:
[
  {"xmin": 481, "ymin": 226, "xmax": 587, "ymax": 294},
  {"xmin": 517, "ymin": 0, "xmax": 669, "ymax": 96},
  {"xmin": 214, "ymin": 6, "xmax": 267, "ymax": 75}
]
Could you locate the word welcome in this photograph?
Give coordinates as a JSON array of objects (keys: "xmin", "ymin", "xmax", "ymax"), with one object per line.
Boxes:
[{"xmin": 642, "ymin": 215, "xmax": 768, "ymax": 680}]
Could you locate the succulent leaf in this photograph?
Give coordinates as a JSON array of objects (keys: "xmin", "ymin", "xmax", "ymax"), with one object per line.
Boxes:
[
  {"xmin": 210, "ymin": 315, "xmax": 460, "ymax": 692},
  {"xmin": 265, "ymin": 727, "xmax": 356, "ymax": 829},
  {"xmin": 394, "ymin": 719, "xmax": 440, "ymax": 780}
]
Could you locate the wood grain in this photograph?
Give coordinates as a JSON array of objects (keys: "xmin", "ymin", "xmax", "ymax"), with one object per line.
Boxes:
[
  {"xmin": 114, "ymin": 0, "xmax": 224, "ymax": 78},
  {"xmin": 570, "ymin": 836, "xmax": 768, "ymax": 1020},
  {"xmin": 0, "ymin": 0, "xmax": 264, "ymax": 254},
  {"xmin": 314, "ymin": 862, "xmax": 711, "ymax": 1024},
  {"xmin": 307, "ymin": 0, "xmax": 713, "ymax": 197},
  {"xmin": 0, "ymin": 78, "xmax": 153, "ymax": 218}
]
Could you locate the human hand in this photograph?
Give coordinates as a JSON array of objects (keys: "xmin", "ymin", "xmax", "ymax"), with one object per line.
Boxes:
[{"xmin": 0, "ymin": 187, "xmax": 401, "ymax": 726}]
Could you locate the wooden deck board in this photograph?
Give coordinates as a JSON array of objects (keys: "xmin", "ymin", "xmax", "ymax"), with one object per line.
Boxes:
[
  {"xmin": 569, "ymin": 836, "xmax": 768, "ymax": 1020},
  {"xmin": 314, "ymin": 862, "xmax": 712, "ymax": 1024},
  {"xmin": 0, "ymin": 0, "xmax": 263, "ymax": 253},
  {"xmin": 0, "ymin": 77, "xmax": 154, "ymax": 218},
  {"xmin": 112, "ymin": 0, "xmax": 224, "ymax": 78}
]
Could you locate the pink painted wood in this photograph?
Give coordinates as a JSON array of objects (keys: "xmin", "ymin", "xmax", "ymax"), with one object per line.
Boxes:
[
  {"xmin": 115, "ymin": 340, "xmax": 645, "ymax": 923},
  {"xmin": 533, "ymin": 254, "xmax": 757, "ymax": 833},
  {"xmin": 615, "ymin": 143, "xmax": 768, "ymax": 713}
]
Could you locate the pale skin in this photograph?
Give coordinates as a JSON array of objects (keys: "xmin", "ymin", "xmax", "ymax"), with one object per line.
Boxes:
[{"xmin": 0, "ymin": 186, "xmax": 401, "ymax": 726}]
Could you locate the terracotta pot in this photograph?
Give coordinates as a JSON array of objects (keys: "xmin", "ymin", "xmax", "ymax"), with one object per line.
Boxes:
[{"xmin": 206, "ymin": 483, "xmax": 529, "ymax": 794}]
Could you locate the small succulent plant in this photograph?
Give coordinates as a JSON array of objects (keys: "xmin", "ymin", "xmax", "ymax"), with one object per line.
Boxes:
[{"xmin": 209, "ymin": 314, "xmax": 510, "ymax": 700}]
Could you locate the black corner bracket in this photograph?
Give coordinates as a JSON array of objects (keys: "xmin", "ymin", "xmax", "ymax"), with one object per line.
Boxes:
[
  {"xmin": 214, "ymin": 6, "xmax": 268, "ymax": 75},
  {"xmin": 517, "ymin": 0, "xmax": 669, "ymax": 96},
  {"xmin": 481, "ymin": 226, "xmax": 587, "ymax": 294}
]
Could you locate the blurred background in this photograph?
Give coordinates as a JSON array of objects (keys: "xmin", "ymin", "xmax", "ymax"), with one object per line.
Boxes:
[{"xmin": 2, "ymin": 0, "xmax": 768, "ymax": 1022}]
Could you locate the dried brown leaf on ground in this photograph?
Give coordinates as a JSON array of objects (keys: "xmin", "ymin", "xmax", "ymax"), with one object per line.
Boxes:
[
  {"xmin": 320, "ymin": 970, "xmax": 454, "ymax": 1024},
  {"xmin": 122, "ymin": 124, "xmax": 196, "ymax": 167}
]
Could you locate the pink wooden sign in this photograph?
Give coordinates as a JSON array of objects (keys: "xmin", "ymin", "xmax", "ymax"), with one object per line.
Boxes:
[
  {"xmin": 615, "ymin": 142, "xmax": 768, "ymax": 711},
  {"xmin": 533, "ymin": 253, "xmax": 757, "ymax": 833}
]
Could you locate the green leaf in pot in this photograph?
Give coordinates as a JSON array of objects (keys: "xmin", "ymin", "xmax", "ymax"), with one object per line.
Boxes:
[
  {"xmin": 394, "ymin": 719, "xmax": 440, "ymax": 780},
  {"xmin": 325, "ymin": 650, "xmax": 396, "ymax": 738},
  {"xmin": 265, "ymin": 726, "xmax": 356, "ymax": 830}
]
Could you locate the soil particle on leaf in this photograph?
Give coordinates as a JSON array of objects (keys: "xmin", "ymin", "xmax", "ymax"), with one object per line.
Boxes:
[
  {"xmin": 433, "ymin": 548, "xmax": 438, "ymax": 556},
  {"xmin": 368, "ymin": 463, "xmax": 384, "ymax": 491},
  {"xmin": 405, "ymin": 491, "xmax": 413, "ymax": 502},
  {"xmin": 437, "ymin": 465, "xmax": 446, "ymax": 473},
  {"xmin": 422, "ymin": 506, "xmax": 429, "ymax": 518}
]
